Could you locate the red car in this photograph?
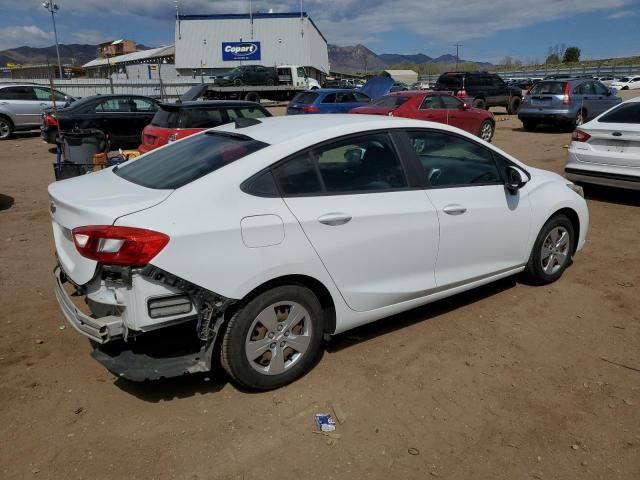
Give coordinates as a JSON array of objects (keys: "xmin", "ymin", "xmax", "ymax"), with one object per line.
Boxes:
[
  {"xmin": 350, "ymin": 91, "xmax": 495, "ymax": 142},
  {"xmin": 139, "ymin": 100, "xmax": 272, "ymax": 153}
]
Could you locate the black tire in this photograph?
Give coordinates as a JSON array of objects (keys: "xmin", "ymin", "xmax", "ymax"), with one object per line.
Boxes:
[
  {"xmin": 244, "ymin": 92, "xmax": 261, "ymax": 103},
  {"xmin": 524, "ymin": 214, "xmax": 574, "ymax": 285},
  {"xmin": 622, "ymin": 86, "xmax": 629, "ymax": 90},
  {"xmin": 472, "ymin": 98, "xmax": 486, "ymax": 110},
  {"xmin": 233, "ymin": 78, "xmax": 244, "ymax": 87},
  {"xmin": 573, "ymin": 109, "xmax": 586, "ymax": 128},
  {"xmin": 220, "ymin": 285, "xmax": 324, "ymax": 390},
  {"xmin": 478, "ymin": 119, "xmax": 494, "ymax": 142},
  {"xmin": 522, "ymin": 120, "xmax": 537, "ymax": 131},
  {"xmin": 507, "ymin": 96, "xmax": 522, "ymax": 115},
  {"xmin": 0, "ymin": 116, "xmax": 14, "ymax": 140},
  {"xmin": 266, "ymin": 78, "xmax": 275, "ymax": 86}
]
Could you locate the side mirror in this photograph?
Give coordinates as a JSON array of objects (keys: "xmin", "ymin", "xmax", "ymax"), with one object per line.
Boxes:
[{"xmin": 505, "ymin": 166, "xmax": 527, "ymax": 193}]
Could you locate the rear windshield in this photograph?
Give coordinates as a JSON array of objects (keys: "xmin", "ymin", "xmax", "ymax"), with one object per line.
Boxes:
[
  {"xmin": 598, "ymin": 103, "xmax": 640, "ymax": 124},
  {"xmin": 151, "ymin": 105, "xmax": 270, "ymax": 128},
  {"xmin": 435, "ymin": 75, "xmax": 463, "ymax": 88},
  {"xmin": 114, "ymin": 132, "xmax": 268, "ymax": 189},
  {"xmin": 618, "ymin": 77, "xmax": 629, "ymax": 82},
  {"xmin": 529, "ymin": 81, "xmax": 566, "ymax": 95},
  {"xmin": 372, "ymin": 95, "xmax": 411, "ymax": 107},
  {"xmin": 292, "ymin": 92, "xmax": 319, "ymax": 104}
]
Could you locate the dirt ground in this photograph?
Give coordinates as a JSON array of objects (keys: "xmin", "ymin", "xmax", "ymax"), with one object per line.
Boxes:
[{"xmin": 1, "ymin": 92, "xmax": 639, "ymax": 480}]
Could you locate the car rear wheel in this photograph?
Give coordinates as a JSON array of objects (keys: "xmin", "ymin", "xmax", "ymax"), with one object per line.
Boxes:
[
  {"xmin": 478, "ymin": 120, "xmax": 494, "ymax": 142},
  {"xmin": 220, "ymin": 285, "xmax": 324, "ymax": 390},
  {"xmin": 233, "ymin": 78, "xmax": 244, "ymax": 87},
  {"xmin": 472, "ymin": 98, "xmax": 486, "ymax": 110},
  {"xmin": 524, "ymin": 214, "xmax": 574, "ymax": 285},
  {"xmin": 0, "ymin": 116, "xmax": 14, "ymax": 140},
  {"xmin": 266, "ymin": 78, "xmax": 275, "ymax": 86},
  {"xmin": 507, "ymin": 96, "xmax": 521, "ymax": 115}
]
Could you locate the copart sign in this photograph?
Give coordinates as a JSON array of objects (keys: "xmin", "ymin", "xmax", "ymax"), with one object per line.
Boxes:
[{"xmin": 222, "ymin": 42, "xmax": 261, "ymax": 61}]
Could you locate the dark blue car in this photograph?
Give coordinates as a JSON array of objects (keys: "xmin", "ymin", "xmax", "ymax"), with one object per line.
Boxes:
[{"xmin": 287, "ymin": 77, "xmax": 395, "ymax": 115}]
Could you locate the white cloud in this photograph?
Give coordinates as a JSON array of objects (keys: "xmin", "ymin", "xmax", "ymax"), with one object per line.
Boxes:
[
  {"xmin": 0, "ymin": 25, "xmax": 52, "ymax": 50},
  {"xmin": 606, "ymin": 9, "xmax": 638, "ymax": 20}
]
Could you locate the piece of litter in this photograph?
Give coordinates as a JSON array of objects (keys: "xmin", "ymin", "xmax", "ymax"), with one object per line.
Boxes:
[
  {"xmin": 623, "ymin": 399, "xmax": 636, "ymax": 406},
  {"xmin": 571, "ymin": 444, "xmax": 579, "ymax": 450},
  {"xmin": 408, "ymin": 447, "xmax": 420, "ymax": 456},
  {"xmin": 59, "ymin": 325, "xmax": 66, "ymax": 330},
  {"xmin": 315, "ymin": 413, "xmax": 336, "ymax": 432},
  {"xmin": 35, "ymin": 339, "xmax": 44, "ymax": 345}
]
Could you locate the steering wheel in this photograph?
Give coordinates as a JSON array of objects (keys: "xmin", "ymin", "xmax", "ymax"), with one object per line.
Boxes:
[{"xmin": 428, "ymin": 168, "xmax": 442, "ymax": 184}]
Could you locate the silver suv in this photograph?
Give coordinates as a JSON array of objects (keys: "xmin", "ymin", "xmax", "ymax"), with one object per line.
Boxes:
[{"xmin": 0, "ymin": 84, "xmax": 70, "ymax": 140}]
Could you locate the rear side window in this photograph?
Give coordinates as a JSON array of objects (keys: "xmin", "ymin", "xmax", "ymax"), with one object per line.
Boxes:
[
  {"xmin": 292, "ymin": 92, "xmax": 319, "ymax": 104},
  {"xmin": 598, "ymin": 103, "xmax": 640, "ymax": 124},
  {"xmin": 151, "ymin": 107, "xmax": 179, "ymax": 127},
  {"xmin": 115, "ymin": 133, "xmax": 268, "ymax": 189},
  {"xmin": 0, "ymin": 86, "xmax": 36, "ymax": 100},
  {"xmin": 436, "ymin": 75, "xmax": 463, "ymax": 88},
  {"xmin": 529, "ymin": 82, "xmax": 565, "ymax": 95}
]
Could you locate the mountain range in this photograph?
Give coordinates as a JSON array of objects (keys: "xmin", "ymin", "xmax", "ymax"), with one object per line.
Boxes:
[{"xmin": 0, "ymin": 42, "xmax": 491, "ymax": 72}]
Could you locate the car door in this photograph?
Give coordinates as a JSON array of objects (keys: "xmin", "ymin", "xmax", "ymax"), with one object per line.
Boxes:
[
  {"xmin": 335, "ymin": 92, "xmax": 359, "ymax": 113},
  {"xmin": 0, "ymin": 86, "xmax": 41, "ymax": 127},
  {"xmin": 438, "ymin": 94, "xmax": 477, "ymax": 133},
  {"xmin": 272, "ymin": 131, "xmax": 440, "ymax": 312},
  {"xmin": 403, "ymin": 129, "xmax": 532, "ymax": 287},
  {"xmin": 573, "ymin": 81, "xmax": 597, "ymax": 120},
  {"xmin": 489, "ymin": 76, "xmax": 509, "ymax": 107},
  {"xmin": 319, "ymin": 93, "xmax": 338, "ymax": 113},
  {"xmin": 92, "ymin": 97, "xmax": 132, "ymax": 145}
]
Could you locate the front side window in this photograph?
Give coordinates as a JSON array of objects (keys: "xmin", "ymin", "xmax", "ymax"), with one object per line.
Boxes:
[
  {"xmin": 132, "ymin": 98, "xmax": 157, "ymax": 112},
  {"xmin": 337, "ymin": 93, "xmax": 355, "ymax": 103},
  {"xmin": 372, "ymin": 95, "xmax": 410, "ymax": 107},
  {"xmin": 115, "ymin": 132, "xmax": 268, "ymax": 189},
  {"xmin": 321, "ymin": 93, "xmax": 337, "ymax": 104},
  {"xmin": 593, "ymin": 82, "xmax": 609, "ymax": 95},
  {"xmin": 407, "ymin": 130, "xmax": 501, "ymax": 188},
  {"xmin": 33, "ymin": 87, "xmax": 66, "ymax": 102},
  {"xmin": 353, "ymin": 92, "xmax": 370, "ymax": 103}
]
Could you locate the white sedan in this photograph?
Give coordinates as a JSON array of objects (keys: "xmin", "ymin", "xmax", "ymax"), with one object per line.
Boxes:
[
  {"xmin": 566, "ymin": 97, "xmax": 640, "ymax": 190},
  {"xmin": 611, "ymin": 76, "xmax": 640, "ymax": 90},
  {"xmin": 49, "ymin": 115, "xmax": 589, "ymax": 389}
]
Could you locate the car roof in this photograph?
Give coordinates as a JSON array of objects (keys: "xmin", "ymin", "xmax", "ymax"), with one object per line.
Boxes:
[
  {"xmin": 213, "ymin": 114, "xmax": 462, "ymax": 146},
  {"xmin": 159, "ymin": 100, "xmax": 263, "ymax": 109}
]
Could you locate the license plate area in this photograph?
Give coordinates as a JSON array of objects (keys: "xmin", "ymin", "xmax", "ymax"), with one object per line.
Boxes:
[{"xmin": 607, "ymin": 140, "xmax": 628, "ymax": 153}]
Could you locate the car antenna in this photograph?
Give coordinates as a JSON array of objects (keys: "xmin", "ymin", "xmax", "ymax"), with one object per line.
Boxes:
[{"xmin": 235, "ymin": 117, "xmax": 262, "ymax": 129}]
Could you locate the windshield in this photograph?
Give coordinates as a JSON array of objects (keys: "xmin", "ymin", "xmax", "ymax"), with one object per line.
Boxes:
[
  {"xmin": 150, "ymin": 107, "xmax": 180, "ymax": 127},
  {"xmin": 372, "ymin": 95, "xmax": 410, "ymax": 107},
  {"xmin": 114, "ymin": 132, "xmax": 268, "ymax": 189},
  {"xmin": 436, "ymin": 75, "xmax": 463, "ymax": 88},
  {"xmin": 529, "ymin": 81, "xmax": 566, "ymax": 95}
]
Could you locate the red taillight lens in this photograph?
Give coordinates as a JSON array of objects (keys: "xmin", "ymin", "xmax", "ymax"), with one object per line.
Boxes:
[
  {"xmin": 144, "ymin": 134, "xmax": 156, "ymax": 145},
  {"xmin": 571, "ymin": 129, "xmax": 591, "ymax": 142},
  {"xmin": 302, "ymin": 105, "xmax": 319, "ymax": 113},
  {"xmin": 457, "ymin": 89, "xmax": 468, "ymax": 98},
  {"xmin": 45, "ymin": 113, "xmax": 58, "ymax": 126},
  {"xmin": 72, "ymin": 226, "xmax": 169, "ymax": 266},
  {"xmin": 563, "ymin": 82, "xmax": 572, "ymax": 105}
]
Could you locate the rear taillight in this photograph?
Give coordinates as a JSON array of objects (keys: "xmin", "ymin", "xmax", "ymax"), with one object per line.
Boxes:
[
  {"xmin": 562, "ymin": 82, "xmax": 572, "ymax": 105},
  {"xmin": 571, "ymin": 129, "xmax": 591, "ymax": 142},
  {"xmin": 302, "ymin": 105, "xmax": 319, "ymax": 113},
  {"xmin": 167, "ymin": 133, "xmax": 178, "ymax": 143},
  {"xmin": 44, "ymin": 113, "xmax": 58, "ymax": 127},
  {"xmin": 72, "ymin": 226, "xmax": 169, "ymax": 266},
  {"xmin": 457, "ymin": 89, "xmax": 468, "ymax": 98}
]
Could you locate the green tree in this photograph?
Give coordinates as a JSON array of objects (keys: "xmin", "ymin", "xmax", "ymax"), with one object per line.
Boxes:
[{"xmin": 563, "ymin": 47, "xmax": 581, "ymax": 63}]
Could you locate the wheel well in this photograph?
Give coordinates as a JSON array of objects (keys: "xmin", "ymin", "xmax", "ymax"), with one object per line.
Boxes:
[
  {"xmin": 0, "ymin": 113, "xmax": 14, "ymax": 127},
  {"xmin": 551, "ymin": 207, "xmax": 580, "ymax": 254},
  {"xmin": 231, "ymin": 275, "xmax": 337, "ymax": 334}
]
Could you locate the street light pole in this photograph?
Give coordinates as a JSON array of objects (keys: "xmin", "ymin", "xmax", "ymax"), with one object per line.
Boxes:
[
  {"xmin": 42, "ymin": 2, "xmax": 64, "ymax": 79},
  {"xmin": 454, "ymin": 43, "xmax": 463, "ymax": 72}
]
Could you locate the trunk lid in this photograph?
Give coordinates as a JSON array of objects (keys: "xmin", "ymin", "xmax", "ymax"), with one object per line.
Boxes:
[
  {"xmin": 580, "ymin": 122, "xmax": 640, "ymax": 167},
  {"xmin": 525, "ymin": 81, "xmax": 568, "ymax": 110},
  {"xmin": 48, "ymin": 169, "xmax": 173, "ymax": 285}
]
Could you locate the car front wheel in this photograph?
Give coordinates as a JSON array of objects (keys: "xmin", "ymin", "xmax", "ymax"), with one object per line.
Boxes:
[
  {"xmin": 478, "ymin": 120, "xmax": 494, "ymax": 142},
  {"xmin": 524, "ymin": 214, "xmax": 574, "ymax": 285},
  {"xmin": 507, "ymin": 96, "xmax": 521, "ymax": 115},
  {"xmin": 220, "ymin": 285, "xmax": 324, "ymax": 390}
]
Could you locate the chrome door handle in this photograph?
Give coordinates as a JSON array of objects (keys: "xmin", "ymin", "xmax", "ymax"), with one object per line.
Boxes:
[
  {"xmin": 443, "ymin": 205, "xmax": 467, "ymax": 215},
  {"xmin": 318, "ymin": 213, "xmax": 352, "ymax": 226}
]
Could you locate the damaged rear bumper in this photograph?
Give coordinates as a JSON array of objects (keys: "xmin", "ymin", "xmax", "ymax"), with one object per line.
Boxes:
[{"xmin": 53, "ymin": 264, "xmax": 237, "ymax": 381}]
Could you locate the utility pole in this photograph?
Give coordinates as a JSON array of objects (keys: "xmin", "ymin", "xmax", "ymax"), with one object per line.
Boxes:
[
  {"xmin": 454, "ymin": 43, "xmax": 463, "ymax": 72},
  {"xmin": 42, "ymin": 2, "xmax": 64, "ymax": 79}
]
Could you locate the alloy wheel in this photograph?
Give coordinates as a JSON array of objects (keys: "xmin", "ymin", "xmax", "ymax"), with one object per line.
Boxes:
[
  {"xmin": 245, "ymin": 301, "xmax": 312, "ymax": 375},
  {"xmin": 540, "ymin": 226, "xmax": 570, "ymax": 275},
  {"xmin": 480, "ymin": 122, "xmax": 493, "ymax": 141},
  {"xmin": 0, "ymin": 120, "xmax": 10, "ymax": 139}
]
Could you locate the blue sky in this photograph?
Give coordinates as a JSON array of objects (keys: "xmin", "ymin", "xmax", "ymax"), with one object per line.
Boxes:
[{"xmin": 0, "ymin": 0, "xmax": 638, "ymax": 63}]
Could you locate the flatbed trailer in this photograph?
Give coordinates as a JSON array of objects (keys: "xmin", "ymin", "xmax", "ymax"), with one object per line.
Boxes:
[{"xmin": 204, "ymin": 85, "xmax": 308, "ymax": 103}]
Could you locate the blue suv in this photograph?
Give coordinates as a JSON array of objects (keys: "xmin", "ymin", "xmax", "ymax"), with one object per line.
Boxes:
[
  {"xmin": 518, "ymin": 78, "xmax": 621, "ymax": 131},
  {"xmin": 286, "ymin": 89, "xmax": 372, "ymax": 114}
]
